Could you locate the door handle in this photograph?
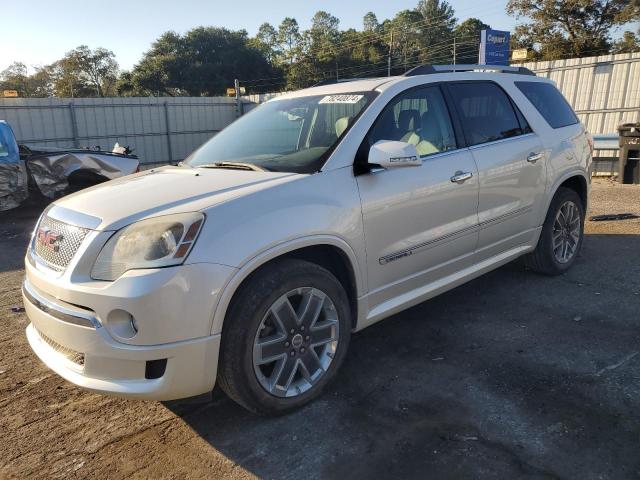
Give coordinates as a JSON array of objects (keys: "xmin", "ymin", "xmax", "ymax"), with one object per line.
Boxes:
[
  {"xmin": 450, "ymin": 171, "xmax": 473, "ymax": 184},
  {"xmin": 527, "ymin": 152, "xmax": 544, "ymax": 163}
]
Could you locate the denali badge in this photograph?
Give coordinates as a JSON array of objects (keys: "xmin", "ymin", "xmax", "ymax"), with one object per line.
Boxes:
[{"xmin": 36, "ymin": 228, "xmax": 63, "ymax": 252}]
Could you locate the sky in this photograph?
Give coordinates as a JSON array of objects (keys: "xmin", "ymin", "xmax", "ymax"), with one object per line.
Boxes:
[
  {"xmin": 3, "ymin": 0, "xmax": 637, "ymax": 73},
  {"xmin": 4, "ymin": 0, "xmax": 519, "ymax": 72}
]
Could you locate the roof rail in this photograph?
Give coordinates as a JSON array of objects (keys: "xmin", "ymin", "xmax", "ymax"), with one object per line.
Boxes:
[
  {"xmin": 404, "ymin": 64, "xmax": 536, "ymax": 77},
  {"xmin": 312, "ymin": 77, "xmax": 372, "ymax": 87}
]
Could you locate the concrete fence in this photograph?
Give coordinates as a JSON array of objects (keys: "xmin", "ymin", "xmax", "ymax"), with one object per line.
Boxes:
[{"xmin": 0, "ymin": 94, "xmax": 276, "ymax": 165}]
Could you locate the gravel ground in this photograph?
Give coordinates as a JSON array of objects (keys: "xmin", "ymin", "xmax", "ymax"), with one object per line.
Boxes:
[
  {"xmin": 1, "ymin": 180, "xmax": 639, "ymax": 479},
  {"xmin": 586, "ymin": 178, "xmax": 640, "ymax": 234}
]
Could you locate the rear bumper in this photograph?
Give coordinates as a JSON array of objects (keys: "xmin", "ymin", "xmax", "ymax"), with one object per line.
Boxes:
[{"xmin": 23, "ymin": 280, "xmax": 221, "ymax": 401}]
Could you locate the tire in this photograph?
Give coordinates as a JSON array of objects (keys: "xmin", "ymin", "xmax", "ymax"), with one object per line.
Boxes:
[
  {"xmin": 524, "ymin": 187, "xmax": 585, "ymax": 275},
  {"xmin": 218, "ymin": 258, "xmax": 351, "ymax": 415}
]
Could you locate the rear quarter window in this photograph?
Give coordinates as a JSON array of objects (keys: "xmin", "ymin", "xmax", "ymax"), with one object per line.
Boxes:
[{"xmin": 515, "ymin": 81, "xmax": 578, "ymax": 129}]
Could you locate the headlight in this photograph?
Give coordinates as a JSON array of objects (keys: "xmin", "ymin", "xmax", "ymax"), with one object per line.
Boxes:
[{"xmin": 91, "ymin": 212, "xmax": 204, "ymax": 281}]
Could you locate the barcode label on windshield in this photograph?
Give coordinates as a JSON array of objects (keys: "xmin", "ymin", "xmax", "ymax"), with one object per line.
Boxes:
[{"xmin": 319, "ymin": 94, "xmax": 364, "ymax": 104}]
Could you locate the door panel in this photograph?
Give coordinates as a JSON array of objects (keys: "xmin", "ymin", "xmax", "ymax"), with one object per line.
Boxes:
[
  {"xmin": 471, "ymin": 134, "xmax": 546, "ymax": 256},
  {"xmin": 357, "ymin": 150, "xmax": 479, "ymax": 309},
  {"xmin": 446, "ymin": 81, "xmax": 547, "ymax": 258},
  {"xmin": 356, "ymin": 84, "xmax": 480, "ymax": 314}
]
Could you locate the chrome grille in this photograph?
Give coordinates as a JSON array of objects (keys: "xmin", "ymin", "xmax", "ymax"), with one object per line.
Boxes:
[
  {"xmin": 36, "ymin": 328, "xmax": 85, "ymax": 366},
  {"xmin": 33, "ymin": 215, "xmax": 89, "ymax": 271}
]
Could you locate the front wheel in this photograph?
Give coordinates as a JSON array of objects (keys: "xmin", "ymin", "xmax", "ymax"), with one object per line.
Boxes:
[
  {"xmin": 217, "ymin": 259, "xmax": 351, "ymax": 415},
  {"xmin": 524, "ymin": 187, "xmax": 585, "ymax": 275}
]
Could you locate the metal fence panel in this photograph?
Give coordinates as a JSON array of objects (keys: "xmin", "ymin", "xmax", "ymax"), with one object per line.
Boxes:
[
  {"xmin": 521, "ymin": 52, "xmax": 640, "ymax": 169},
  {"xmin": 2, "ymin": 57, "xmax": 638, "ymax": 165},
  {"xmin": 521, "ymin": 52, "xmax": 640, "ymax": 137},
  {"xmin": 0, "ymin": 96, "xmax": 261, "ymax": 164}
]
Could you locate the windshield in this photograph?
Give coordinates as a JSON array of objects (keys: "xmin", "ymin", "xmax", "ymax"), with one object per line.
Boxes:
[{"xmin": 185, "ymin": 92, "xmax": 376, "ymax": 173}]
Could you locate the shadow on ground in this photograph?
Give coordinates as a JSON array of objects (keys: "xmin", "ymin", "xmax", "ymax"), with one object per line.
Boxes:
[
  {"xmin": 0, "ymin": 201, "xmax": 47, "ymax": 273},
  {"xmin": 167, "ymin": 234, "xmax": 640, "ymax": 480}
]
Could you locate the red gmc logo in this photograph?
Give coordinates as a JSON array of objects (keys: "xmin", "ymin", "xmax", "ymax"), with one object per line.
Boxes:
[{"xmin": 37, "ymin": 228, "xmax": 63, "ymax": 252}]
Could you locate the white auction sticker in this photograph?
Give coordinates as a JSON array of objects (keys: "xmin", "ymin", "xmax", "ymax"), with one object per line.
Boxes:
[{"xmin": 319, "ymin": 94, "xmax": 364, "ymax": 104}]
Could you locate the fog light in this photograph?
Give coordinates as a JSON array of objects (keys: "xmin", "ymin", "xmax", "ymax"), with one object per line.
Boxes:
[{"xmin": 107, "ymin": 309, "xmax": 138, "ymax": 339}]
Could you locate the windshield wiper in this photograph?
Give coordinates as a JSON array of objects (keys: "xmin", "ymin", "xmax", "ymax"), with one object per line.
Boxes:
[{"xmin": 197, "ymin": 162, "xmax": 268, "ymax": 172}]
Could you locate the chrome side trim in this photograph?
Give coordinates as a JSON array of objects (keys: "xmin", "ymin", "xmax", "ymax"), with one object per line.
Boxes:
[
  {"xmin": 479, "ymin": 205, "xmax": 532, "ymax": 228},
  {"xmin": 22, "ymin": 280, "xmax": 100, "ymax": 329},
  {"xmin": 379, "ymin": 205, "xmax": 533, "ymax": 265},
  {"xmin": 467, "ymin": 133, "xmax": 536, "ymax": 151},
  {"xmin": 380, "ymin": 223, "xmax": 478, "ymax": 265}
]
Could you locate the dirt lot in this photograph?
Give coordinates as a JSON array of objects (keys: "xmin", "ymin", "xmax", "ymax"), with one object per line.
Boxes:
[{"xmin": 1, "ymin": 179, "xmax": 639, "ymax": 479}]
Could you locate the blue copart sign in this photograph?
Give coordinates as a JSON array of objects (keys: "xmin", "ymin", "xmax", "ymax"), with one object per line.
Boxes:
[{"xmin": 479, "ymin": 29, "xmax": 510, "ymax": 66}]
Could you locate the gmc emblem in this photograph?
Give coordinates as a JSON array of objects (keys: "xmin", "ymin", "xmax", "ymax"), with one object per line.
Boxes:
[{"xmin": 37, "ymin": 228, "xmax": 63, "ymax": 252}]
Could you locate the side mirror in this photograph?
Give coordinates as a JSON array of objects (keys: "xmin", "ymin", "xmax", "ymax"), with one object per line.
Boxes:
[{"xmin": 368, "ymin": 140, "xmax": 421, "ymax": 169}]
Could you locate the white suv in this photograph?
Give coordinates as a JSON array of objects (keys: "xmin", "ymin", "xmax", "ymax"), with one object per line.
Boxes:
[{"xmin": 23, "ymin": 65, "xmax": 591, "ymax": 415}]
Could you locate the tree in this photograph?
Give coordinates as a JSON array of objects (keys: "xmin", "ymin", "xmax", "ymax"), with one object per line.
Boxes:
[
  {"xmin": 453, "ymin": 18, "xmax": 490, "ymax": 64},
  {"xmin": 64, "ymin": 46, "xmax": 119, "ymax": 97},
  {"xmin": 278, "ymin": 18, "xmax": 301, "ymax": 65},
  {"xmin": 128, "ymin": 27, "xmax": 275, "ymax": 96},
  {"xmin": 309, "ymin": 11, "xmax": 341, "ymax": 65},
  {"xmin": 251, "ymin": 23, "xmax": 280, "ymax": 63},
  {"xmin": 507, "ymin": 0, "xmax": 640, "ymax": 59},
  {"xmin": 363, "ymin": 12, "xmax": 380, "ymax": 33},
  {"xmin": 44, "ymin": 59, "xmax": 86, "ymax": 97},
  {"xmin": 387, "ymin": 10, "xmax": 425, "ymax": 71},
  {"xmin": 0, "ymin": 63, "xmax": 31, "ymax": 96},
  {"xmin": 612, "ymin": 30, "xmax": 640, "ymax": 54}
]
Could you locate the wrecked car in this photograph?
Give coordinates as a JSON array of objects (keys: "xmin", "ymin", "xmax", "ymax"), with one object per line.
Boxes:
[{"xmin": 0, "ymin": 120, "xmax": 139, "ymax": 211}]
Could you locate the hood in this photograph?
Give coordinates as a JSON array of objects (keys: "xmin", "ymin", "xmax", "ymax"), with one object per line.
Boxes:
[{"xmin": 53, "ymin": 165, "xmax": 299, "ymax": 230}]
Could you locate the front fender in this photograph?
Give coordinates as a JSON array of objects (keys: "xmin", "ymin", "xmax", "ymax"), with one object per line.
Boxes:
[{"xmin": 209, "ymin": 234, "xmax": 363, "ymax": 335}]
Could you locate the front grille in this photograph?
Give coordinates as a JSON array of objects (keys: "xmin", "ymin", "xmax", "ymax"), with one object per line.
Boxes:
[
  {"xmin": 36, "ymin": 328, "xmax": 85, "ymax": 366},
  {"xmin": 33, "ymin": 215, "xmax": 89, "ymax": 271}
]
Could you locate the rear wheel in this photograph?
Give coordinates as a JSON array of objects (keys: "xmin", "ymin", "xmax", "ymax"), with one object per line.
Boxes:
[
  {"xmin": 218, "ymin": 259, "xmax": 351, "ymax": 415},
  {"xmin": 524, "ymin": 187, "xmax": 584, "ymax": 275}
]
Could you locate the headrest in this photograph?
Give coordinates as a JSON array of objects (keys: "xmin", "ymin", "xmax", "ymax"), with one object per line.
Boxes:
[
  {"xmin": 420, "ymin": 111, "xmax": 443, "ymax": 145},
  {"xmin": 335, "ymin": 117, "xmax": 350, "ymax": 137},
  {"xmin": 398, "ymin": 109, "xmax": 420, "ymax": 131}
]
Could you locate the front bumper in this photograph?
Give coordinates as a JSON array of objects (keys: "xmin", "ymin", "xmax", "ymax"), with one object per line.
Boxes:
[{"xmin": 23, "ymin": 278, "xmax": 221, "ymax": 400}]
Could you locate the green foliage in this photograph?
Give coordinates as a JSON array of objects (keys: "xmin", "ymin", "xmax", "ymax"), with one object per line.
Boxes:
[
  {"xmin": 507, "ymin": 0, "xmax": 640, "ymax": 59},
  {"xmin": 612, "ymin": 30, "xmax": 640, "ymax": 54},
  {"xmin": 1, "ymin": 46, "xmax": 118, "ymax": 98},
  {"xmin": 6, "ymin": 0, "xmax": 639, "ymax": 97},
  {"xmin": 0, "ymin": 63, "xmax": 36, "ymax": 97},
  {"xmin": 453, "ymin": 18, "xmax": 490, "ymax": 64},
  {"xmin": 363, "ymin": 12, "xmax": 380, "ymax": 33},
  {"xmin": 125, "ymin": 27, "xmax": 277, "ymax": 96}
]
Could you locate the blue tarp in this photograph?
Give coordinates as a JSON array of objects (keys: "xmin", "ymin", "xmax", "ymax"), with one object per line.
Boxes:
[{"xmin": 0, "ymin": 121, "xmax": 29, "ymax": 210}]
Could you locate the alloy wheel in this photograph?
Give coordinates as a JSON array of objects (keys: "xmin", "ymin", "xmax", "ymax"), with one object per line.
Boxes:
[
  {"xmin": 252, "ymin": 287, "xmax": 339, "ymax": 398},
  {"xmin": 552, "ymin": 200, "xmax": 581, "ymax": 264}
]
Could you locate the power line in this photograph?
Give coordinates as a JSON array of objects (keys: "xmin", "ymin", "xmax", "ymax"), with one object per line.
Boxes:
[
  {"xmin": 303, "ymin": 1, "xmax": 505, "ymax": 56},
  {"xmin": 241, "ymin": 2, "xmax": 506, "ymax": 83},
  {"xmin": 242, "ymin": 36, "xmax": 481, "ymax": 87}
]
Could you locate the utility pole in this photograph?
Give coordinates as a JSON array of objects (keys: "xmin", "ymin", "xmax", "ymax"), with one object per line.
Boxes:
[
  {"xmin": 234, "ymin": 78, "xmax": 242, "ymax": 118},
  {"xmin": 453, "ymin": 37, "xmax": 456, "ymax": 67},
  {"xmin": 388, "ymin": 30, "xmax": 394, "ymax": 77}
]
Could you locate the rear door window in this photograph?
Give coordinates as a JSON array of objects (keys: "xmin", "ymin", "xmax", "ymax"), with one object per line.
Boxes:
[
  {"xmin": 447, "ymin": 82, "xmax": 527, "ymax": 146},
  {"xmin": 515, "ymin": 81, "xmax": 578, "ymax": 129}
]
